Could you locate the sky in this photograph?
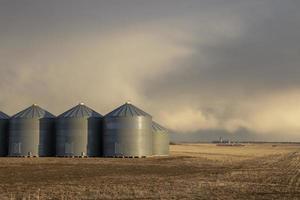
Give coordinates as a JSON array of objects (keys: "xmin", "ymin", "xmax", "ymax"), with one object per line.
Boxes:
[{"xmin": 0, "ymin": 0, "xmax": 300, "ymax": 142}]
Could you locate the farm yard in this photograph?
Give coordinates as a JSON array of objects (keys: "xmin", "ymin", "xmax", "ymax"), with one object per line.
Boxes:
[{"xmin": 0, "ymin": 144, "xmax": 299, "ymax": 199}]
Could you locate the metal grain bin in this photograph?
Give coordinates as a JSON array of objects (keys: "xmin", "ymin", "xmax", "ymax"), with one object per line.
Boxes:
[
  {"xmin": 0, "ymin": 111, "xmax": 9, "ymax": 156},
  {"xmin": 56, "ymin": 103, "xmax": 103, "ymax": 157},
  {"xmin": 152, "ymin": 121, "xmax": 169, "ymax": 156},
  {"xmin": 103, "ymin": 102, "xmax": 152, "ymax": 157},
  {"xmin": 8, "ymin": 104, "xmax": 56, "ymax": 157}
]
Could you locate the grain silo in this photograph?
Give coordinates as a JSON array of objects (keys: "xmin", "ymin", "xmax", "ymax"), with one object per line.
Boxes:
[
  {"xmin": 103, "ymin": 102, "xmax": 153, "ymax": 157},
  {"xmin": 56, "ymin": 103, "xmax": 103, "ymax": 157},
  {"xmin": 8, "ymin": 104, "xmax": 56, "ymax": 157},
  {"xmin": 152, "ymin": 121, "xmax": 169, "ymax": 156},
  {"xmin": 0, "ymin": 111, "xmax": 10, "ymax": 156}
]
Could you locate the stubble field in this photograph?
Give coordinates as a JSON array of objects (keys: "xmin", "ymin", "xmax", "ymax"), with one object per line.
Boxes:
[{"xmin": 0, "ymin": 143, "xmax": 299, "ymax": 199}]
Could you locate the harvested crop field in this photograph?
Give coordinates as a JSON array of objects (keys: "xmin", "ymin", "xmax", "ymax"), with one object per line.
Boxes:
[{"xmin": 0, "ymin": 144, "xmax": 299, "ymax": 199}]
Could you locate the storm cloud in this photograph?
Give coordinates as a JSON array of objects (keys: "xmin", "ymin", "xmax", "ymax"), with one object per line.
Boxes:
[{"xmin": 0, "ymin": 0, "xmax": 300, "ymax": 141}]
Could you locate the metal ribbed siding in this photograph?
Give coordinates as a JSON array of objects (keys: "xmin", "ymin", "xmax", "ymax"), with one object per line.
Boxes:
[
  {"xmin": 152, "ymin": 122, "xmax": 169, "ymax": 156},
  {"xmin": 39, "ymin": 118, "xmax": 56, "ymax": 156},
  {"xmin": 103, "ymin": 103, "xmax": 153, "ymax": 157},
  {"xmin": 56, "ymin": 104, "xmax": 102, "ymax": 157},
  {"xmin": 8, "ymin": 105, "xmax": 55, "ymax": 157},
  {"xmin": 0, "ymin": 112, "xmax": 9, "ymax": 156}
]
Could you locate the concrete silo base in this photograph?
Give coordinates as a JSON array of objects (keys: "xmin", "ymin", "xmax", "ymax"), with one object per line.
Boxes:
[
  {"xmin": 9, "ymin": 155, "xmax": 39, "ymax": 158},
  {"xmin": 56, "ymin": 155, "xmax": 89, "ymax": 158},
  {"xmin": 104, "ymin": 155, "xmax": 150, "ymax": 158}
]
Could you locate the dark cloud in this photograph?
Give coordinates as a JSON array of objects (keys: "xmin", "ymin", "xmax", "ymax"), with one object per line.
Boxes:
[{"xmin": 144, "ymin": 0, "xmax": 300, "ymax": 97}]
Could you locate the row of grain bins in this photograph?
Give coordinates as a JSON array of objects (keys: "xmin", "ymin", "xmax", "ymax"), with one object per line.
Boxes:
[{"xmin": 0, "ymin": 102, "xmax": 169, "ymax": 157}]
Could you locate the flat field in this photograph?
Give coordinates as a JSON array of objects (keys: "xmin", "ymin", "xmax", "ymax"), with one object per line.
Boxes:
[{"xmin": 0, "ymin": 144, "xmax": 299, "ymax": 199}]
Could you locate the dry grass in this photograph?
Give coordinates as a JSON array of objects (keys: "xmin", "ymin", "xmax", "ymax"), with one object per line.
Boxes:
[{"xmin": 0, "ymin": 144, "xmax": 299, "ymax": 199}]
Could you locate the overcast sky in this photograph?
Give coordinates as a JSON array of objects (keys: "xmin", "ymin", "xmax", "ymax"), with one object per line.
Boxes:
[{"xmin": 0, "ymin": 0, "xmax": 300, "ymax": 141}]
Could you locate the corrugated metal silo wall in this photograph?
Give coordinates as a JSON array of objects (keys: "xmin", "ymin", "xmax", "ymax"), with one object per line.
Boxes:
[
  {"xmin": 39, "ymin": 118, "xmax": 56, "ymax": 156},
  {"xmin": 103, "ymin": 116, "xmax": 153, "ymax": 157},
  {"xmin": 0, "ymin": 119, "xmax": 9, "ymax": 156},
  {"xmin": 56, "ymin": 118, "xmax": 102, "ymax": 157},
  {"xmin": 8, "ymin": 118, "xmax": 55, "ymax": 156},
  {"xmin": 153, "ymin": 131, "xmax": 169, "ymax": 156},
  {"xmin": 88, "ymin": 118, "xmax": 103, "ymax": 156}
]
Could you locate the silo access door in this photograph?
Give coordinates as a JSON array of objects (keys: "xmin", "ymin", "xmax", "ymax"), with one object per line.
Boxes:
[
  {"xmin": 12, "ymin": 143, "xmax": 21, "ymax": 154},
  {"xmin": 65, "ymin": 143, "xmax": 74, "ymax": 155}
]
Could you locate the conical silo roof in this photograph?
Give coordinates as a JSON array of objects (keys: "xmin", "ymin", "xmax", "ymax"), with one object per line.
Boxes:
[
  {"xmin": 0, "ymin": 111, "xmax": 9, "ymax": 119},
  {"xmin": 12, "ymin": 104, "xmax": 55, "ymax": 119},
  {"xmin": 58, "ymin": 103, "xmax": 102, "ymax": 118},
  {"xmin": 152, "ymin": 121, "xmax": 168, "ymax": 132},
  {"xmin": 105, "ymin": 102, "xmax": 151, "ymax": 117}
]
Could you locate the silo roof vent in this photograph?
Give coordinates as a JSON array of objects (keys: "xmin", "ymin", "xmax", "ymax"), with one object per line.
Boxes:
[
  {"xmin": 12, "ymin": 105, "xmax": 55, "ymax": 119},
  {"xmin": 105, "ymin": 102, "xmax": 151, "ymax": 117},
  {"xmin": 58, "ymin": 103, "xmax": 102, "ymax": 118}
]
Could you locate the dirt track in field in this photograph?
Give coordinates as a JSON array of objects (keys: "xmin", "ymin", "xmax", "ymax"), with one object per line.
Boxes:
[{"xmin": 0, "ymin": 144, "xmax": 299, "ymax": 199}]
